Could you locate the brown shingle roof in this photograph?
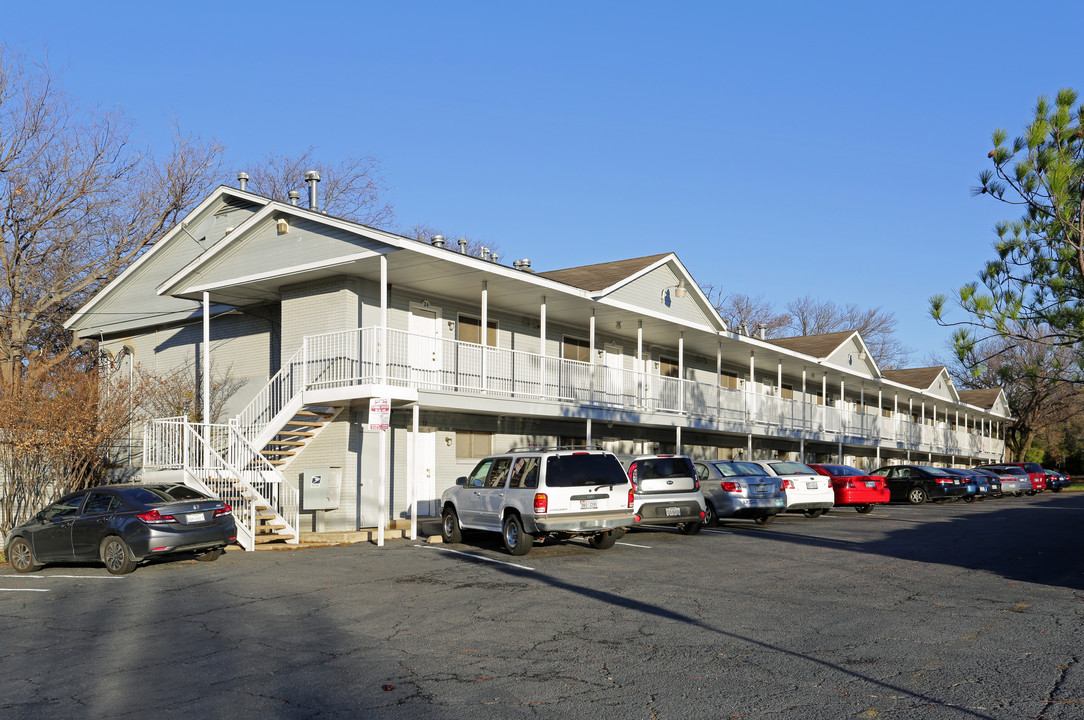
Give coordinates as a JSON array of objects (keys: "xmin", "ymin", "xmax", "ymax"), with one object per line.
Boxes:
[
  {"xmin": 881, "ymin": 366, "xmax": 945, "ymax": 389},
  {"xmin": 958, "ymin": 388, "xmax": 1002, "ymax": 409},
  {"xmin": 764, "ymin": 331, "xmax": 856, "ymax": 358},
  {"xmin": 535, "ymin": 253, "xmax": 671, "ymax": 292}
]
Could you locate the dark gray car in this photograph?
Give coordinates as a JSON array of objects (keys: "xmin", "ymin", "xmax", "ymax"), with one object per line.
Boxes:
[{"xmin": 5, "ymin": 484, "xmax": 236, "ymax": 574}]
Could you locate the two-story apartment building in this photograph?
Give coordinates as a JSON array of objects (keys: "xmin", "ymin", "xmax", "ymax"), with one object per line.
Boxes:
[{"xmin": 65, "ymin": 180, "xmax": 1009, "ymax": 549}]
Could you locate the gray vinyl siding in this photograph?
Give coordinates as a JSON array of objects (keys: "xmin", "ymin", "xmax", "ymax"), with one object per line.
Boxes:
[
  {"xmin": 604, "ymin": 265, "xmax": 715, "ymax": 327},
  {"xmin": 188, "ymin": 216, "xmax": 393, "ymax": 289},
  {"xmin": 826, "ymin": 339, "xmax": 875, "ymax": 378},
  {"xmin": 71, "ymin": 200, "xmax": 261, "ymax": 338}
]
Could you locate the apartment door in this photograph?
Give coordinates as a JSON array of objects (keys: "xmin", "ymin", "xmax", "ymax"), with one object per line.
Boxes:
[
  {"xmin": 409, "ymin": 305, "xmax": 442, "ymax": 388},
  {"xmin": 407, "ymin": 431, "xmax": 437, "ymax": 516}
]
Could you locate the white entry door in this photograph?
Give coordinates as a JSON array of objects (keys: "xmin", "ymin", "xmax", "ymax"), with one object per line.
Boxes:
[
  {"xmin": 409, "ymin": 306, "xmax": 442, "ymax": 388},
  {"xmin": 407, "ymin": 431, "xmax": 438, "ymax": 517}
]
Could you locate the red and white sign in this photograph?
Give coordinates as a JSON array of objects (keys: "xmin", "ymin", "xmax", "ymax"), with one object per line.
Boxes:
[{"xmin": 368, "ymin": 397, "xmax": 391, "ymax": 431}]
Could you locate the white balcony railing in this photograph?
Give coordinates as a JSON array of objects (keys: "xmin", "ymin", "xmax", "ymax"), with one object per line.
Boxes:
[{"xmin": 269, "ymin": 326, "xmax": 1001, "ymax": 458}]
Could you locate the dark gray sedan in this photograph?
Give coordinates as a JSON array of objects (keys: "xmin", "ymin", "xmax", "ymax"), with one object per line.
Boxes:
[{"xmin": 5, "ymin": 484, "xmax": 236, "ymax": 574}]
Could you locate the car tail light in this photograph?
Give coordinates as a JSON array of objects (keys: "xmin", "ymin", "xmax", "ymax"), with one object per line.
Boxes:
[
  {"xmin": 214, "ymin": 504, "xmax": 232, "ymax": 518},
  {"xmin": 626, "ymin": 462, "xmax": 639, "ymax": 491},
  {"xmin": 628, "ymin": 488, "xmax": 635, "ymax": 509},
  {"xmin": 534, "ymin": 493, "xmax": 548, "ymax": 514},
  {"xmin": 779, "ymin": 479, "xmax": 794, "ymax": 490},
  {"xmin": 843, "ymin": 480, "xmax": 855, "ymax": 489},
  {"xmin": 693, "ymin": 478, "xmax": 700, "ymax": 491},
  {"xmin": 721, "ymin": 481, "xmax": 740, "ymax": 493},
  {"xmin": 137, "ymin": 509, "xmax": 176, "ymax": 524},
  {"xmin": 634, "ymin": 514, "xmax": 642, "ymax": 522},
  {"xmin": 934, "ymin": 477, "xmax": 954, "ymax": 485}
]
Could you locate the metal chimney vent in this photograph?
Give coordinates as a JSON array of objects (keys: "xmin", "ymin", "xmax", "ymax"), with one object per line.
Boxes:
[
  {"xmin": 430, "ymin": 235, "xmax": 445, "ymax": 248},
  {"xmin": 237, "ymin": 172, "xmax": 249, "ymax": 191},
  {"xmin": 304, "ymin": 170, "xmax": 321, "ymax": 211},
  {"xmin": 480, "ymin": 247, "xmax": 490, "ymax": 261},
  {"xmin": 458, "ymin": 238, "xmax": 467, "ymax": 254},
  {"xmin": 288, "ymin": 190, "xmax": 300, "ymax": 206},
  {"xmin": 490, "ymin": 252, "xmax": 499, "ymax": 264}
]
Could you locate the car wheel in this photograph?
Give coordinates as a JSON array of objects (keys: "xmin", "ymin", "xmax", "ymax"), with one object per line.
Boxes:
[
  {"xmin": 1026, "ymin": 490, "xmax": 1036, "ymax": 496},
  {"xmin": 753, "ymin": 514, "xmax": 775, "ymax": 526},
  {"xmin": 441, "ymin": 506, "xmax": 463, "ymax": 544},
  {"xmin": 963, "ymin": 496, "xmax": 974, "ymax": 503},
  {"xmin": 678, "ymin": 521, "xmax": 702, "ymax": 536},
  {"xmin": 101, "ymin": 536, "xmax": 138, "ymax": 575},
  {"xmin": 195, "ymin": 548, "xmax": 223, "ymax": 562},
  {"xmin": 702, "ymin": 502, "xmax": 719, "ymax": 528},
  {"xmin": 588, "ymin": 530, "xmax": 619, "ymax": 549},
  {"xmin": 7, "ymin": 538, "xmax": 38, "ymax": 573},
  {"xmin": 502, "ymin": 514, "xmax": 532, "ymax": 556},
  {"xmin": 1015, "ymin": 491, "xmax": 1024, "ymax": 497},
  {"xmin": 1051, "ymin": 488, "xmax": 1062, "ymax": 493},
  {"xmin": 803, "ymin": 509, "xmax": 824, "ymax": 518},
  {"xmin": 854, "ymin": 504, "xmax": 874, "ymax": 514},
  {"xmin": 907, "ymin": 487, "xmax": 927, "ymax": 505}
]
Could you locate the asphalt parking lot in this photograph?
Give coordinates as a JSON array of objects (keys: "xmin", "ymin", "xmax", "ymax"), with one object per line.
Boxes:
[{"xmin": 2, "ymin": 493, "xmax": 1082, "ymax": 720}]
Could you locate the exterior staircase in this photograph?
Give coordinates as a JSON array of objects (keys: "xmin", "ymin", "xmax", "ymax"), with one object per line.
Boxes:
[{"xmin": 261, "ymin": 406, "xmax": 344, "ymax": 470}]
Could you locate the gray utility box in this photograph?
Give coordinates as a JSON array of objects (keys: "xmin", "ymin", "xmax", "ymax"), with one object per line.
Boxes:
[{"xmin": 302, "ymin": 467, "xmax": 342, "ymax": 510}]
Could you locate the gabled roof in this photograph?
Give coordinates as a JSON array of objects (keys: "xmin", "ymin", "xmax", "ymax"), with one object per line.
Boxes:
[
  {"xmin": 881, "ymin": 367, "xmax": 944, "ymax": 388},
  {"xmin": 536, "ymin": 254, "xmax": 671, "ymax": 292},
  {"xmin": 765, "ymin": 331, "xmax": 856, "ymax": 358},
  {"xmin": 958, "ymin": 388, "xmax": 1004, "ymax": 410}
]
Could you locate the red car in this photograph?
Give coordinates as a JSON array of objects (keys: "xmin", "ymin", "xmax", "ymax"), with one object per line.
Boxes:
[
  {"xmin": 809, "ymin": 464, "xmax": 890, "ymax": 513},
  {"xmin": 1004, "ymin": 462, "xmax": 1048, "ymax": 493}
]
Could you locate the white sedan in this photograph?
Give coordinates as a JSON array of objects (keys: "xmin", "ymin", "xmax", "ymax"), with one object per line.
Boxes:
[{"xmin": 748, "ymin": 460, "xmax": 835, "ymax": 518}]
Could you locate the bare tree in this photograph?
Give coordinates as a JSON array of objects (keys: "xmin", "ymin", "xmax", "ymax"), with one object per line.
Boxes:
[
  {"xmin": 242, "ymin": 148, "xmax": 394, "ymax": 227},
  {"xmin": 0, "ymin": 48, "xmax": 224, "ymax": 386},
  {"xmin": 135, "ymin": 361, "xmax": 246, "ymax": 424},
  {"xmin": 701, "ymin": 286, "xmax": 790, "ymax": 337},
  {"xmin": 403, "ymin": 223, "xmax": 499, "ymax": 259},
  {"xmin": 783, "ymin": 296, "xmax": 911, "ymax": 369}
]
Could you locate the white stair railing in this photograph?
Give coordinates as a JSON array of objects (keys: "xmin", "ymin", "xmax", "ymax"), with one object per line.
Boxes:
[{"xmin": 143, "ymin": 418, "xmax": 299, "ymax": 550}]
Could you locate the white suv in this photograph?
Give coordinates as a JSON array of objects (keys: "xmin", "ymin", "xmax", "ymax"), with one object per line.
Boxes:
[
  {"xmin": 624, "ymin": 455, "xmax": 706, "ymax": 535},
  {"xmin": 440, "ymin": 447, "xmax": 634, "ymax": 555}
]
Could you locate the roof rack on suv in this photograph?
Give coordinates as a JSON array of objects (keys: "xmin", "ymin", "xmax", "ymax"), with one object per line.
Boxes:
[{"xmin": 505, "ymin": 445, "xmax": 605, "ymax": 452}]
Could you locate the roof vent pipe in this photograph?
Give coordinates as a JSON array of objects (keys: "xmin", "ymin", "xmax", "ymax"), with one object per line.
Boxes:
[
  {"xmin": 458, "ymin": 238, "xmax": 467, "ymax": 254},
  {"xmin": 518, "ymin": 258, "xmax": 531, "ymax": 270},
  {"xmin": 490, "ymin": 252, "xmax": 499, "ymax": 264},
  {"xmin": 480, "ymin": 247, "xmax": 490, "ymax": 261},
  {"xmin": 430, "ymin": 234, "xmax": 445, "ymax": 248},
  {"xmin": 288, "ymin": 190, "xmax": 300, "ymax": 206},
  {"xmin": 304, "ymin": 170, "xmax": 321, "ymax": 211},
  {"xmin": 237, "ymin": 172, "xmax": 249, "ymax": 191}
]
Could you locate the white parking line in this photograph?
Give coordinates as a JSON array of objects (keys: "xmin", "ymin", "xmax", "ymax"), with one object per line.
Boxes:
[
  {"xmin": 415, "ymin": 545, "xmax": 535, "ymax": 570},
  {"xmin": 615, "ymin": 541, "xmax": 652, "ymax": 548},
  {"xmin": 0, "ymin": 574, "xmax": 124, "ymax": 580},
  {"xmin": 699, "ymin": 528, "xmax": 735, "ymax": 534},
  {"xmin": 0, "ymin": 588, "xmax": 50, "ymax": 592}
]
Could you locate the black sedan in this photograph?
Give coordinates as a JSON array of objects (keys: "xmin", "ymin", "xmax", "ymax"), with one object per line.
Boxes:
[
  {"xmin": 870, "ymin": 465, "xmax": 969, "ymax": 505},
  {"xmin": 5, "ymin": 484, "xmax": 236, "ymax": 574}
]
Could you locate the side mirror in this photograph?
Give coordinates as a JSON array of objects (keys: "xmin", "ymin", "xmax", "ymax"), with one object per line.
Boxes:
[{"xmin": 455, "ymin": 476, "xmax": 467, "ymax": 487}]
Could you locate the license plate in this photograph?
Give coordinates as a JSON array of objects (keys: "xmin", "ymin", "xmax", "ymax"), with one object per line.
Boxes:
[
  {"xmin": 806, "ymin": 482, "xmax": 817, "ymax": 490},
  {"xmin": 865, "ymin": 481, "xmax": 876, "ymax": 488},
  {"xmin": 665, "ymin": 507, "xmax": 681, "ymax": 517},
  {"xmin": 579, "ymin": 500, "xmax": 597, "ymax": 510},
  {"xmin": 186, "ymin": 512, "xmax": 206, "ymax": 523}
]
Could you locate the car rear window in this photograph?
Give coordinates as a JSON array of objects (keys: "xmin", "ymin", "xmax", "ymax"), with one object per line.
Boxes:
[
  {"xmin": 1021, "ymin": 463, "xmax": 1044, "ymax": 473},
  {"xmin": 636, "ymin": 456, "xmax": 695, "ymax": 479},
  {"xmin": 712, "ymin": 461, "xmax": 769, "ymax": 477},
  {"xmin": 768, "ymin": 461, "xmax": 817, "ymax": 475},
  {"xmin": 545, "ymin": 454, "xmax": 628, "ymax": 487},
  {"xmin": 819, "ymin": 464, "xmax": 862, "ymax": 476}
]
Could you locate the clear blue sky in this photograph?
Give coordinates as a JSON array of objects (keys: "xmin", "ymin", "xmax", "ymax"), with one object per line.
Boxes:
[{"xmin": 7, "ymin": 1, "xmax": 1084, "ymax": 363}]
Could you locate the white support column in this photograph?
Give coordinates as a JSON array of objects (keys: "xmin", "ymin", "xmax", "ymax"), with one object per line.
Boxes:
[
  {"xmin": 586, "ymin": 417, "xmax": 593, "ymax": 446},
  {"xmin": 716, "ymin": 342, "xmax": 722, "ymax": 418},
  {"xmin": 377, "ymin": 425, "xmax": 386, "ymax": 547},
  {"xmin": 678, "ymin": 332, "xmax": 685, "ymax": 414},
  {"xmin": 589, "ymin": 310, "xmax": 596, "ymax": 403},
  {"xmin": 776, "ymin": 359, "xmax": 782, "ymax": 394},
  {"xmin": 838, "ymin": 441, "xmax": 843, "ymax": 463},
  {"xmin": 539, "ymin": 296, "xmax": 547, "ymax": 396},
  {"xmin": 748, "ymin": 350, "xmax": 755, "ymax": 422},
  {"xmin": 410, "ymin": 404, "xmax": 419, "ymax": 541},
  {"xmin": 380, "ymin": 255, "xmax": 388, "ymax": 385},
  {"xmin": 202, "ymin": 292, "xmax": 211, "ymax": 423},
  {"xmin": 747, "ymin": 433, "xmax": 753, "ymax": 460},
  {"xmin": 801, "ymin": 368, "xmax": 807, "ymax": 431},
  {"xmin": 675, "ymin": 425, "xmax": 682, "ymax": 454},
  {"xmin": 480, "ymin": 281, "xmax": 488, "ymax": 392},
  {"xmin": 637, "ymin": 321, "xmax": 644, "ymax": 409}
]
